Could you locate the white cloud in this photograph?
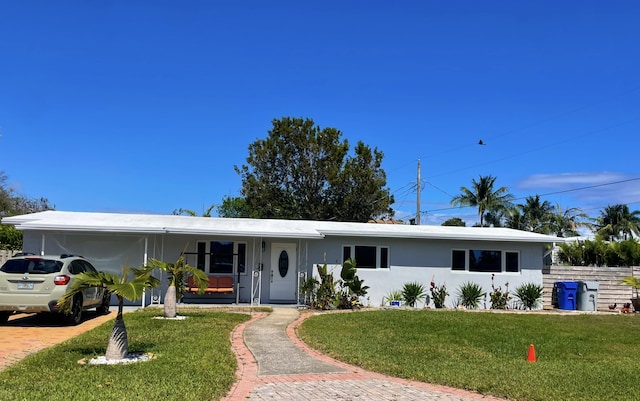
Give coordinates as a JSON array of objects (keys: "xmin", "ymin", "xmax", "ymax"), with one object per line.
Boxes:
[
  {"xmin": 518, "ymin": 171, "xmax": 626, "ymax": 189},
  {"xmin": 516, "ymin": 171, "xmax": 640, "ymax": 213}
]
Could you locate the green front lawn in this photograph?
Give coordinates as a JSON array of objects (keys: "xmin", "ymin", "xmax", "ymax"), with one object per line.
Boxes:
[
  {"xmin": 298, "ymin": 310, "xmax": 640, "ymax": 401},
  {"xmin": 0, "ymin": 309, "xmax": 251, "ymax": 401}
]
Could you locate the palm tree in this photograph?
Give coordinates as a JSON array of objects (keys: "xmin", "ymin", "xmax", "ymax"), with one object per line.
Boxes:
[
  {"xmin": 451, "ymin": 175, "xmax": 514, "ymax": 227},
  {"xmin": 596, "ymin": 204, "xmax": 640, "ymax": 240},
  {"xmin": 57, "ymin": 265, "xmax": 160, "ymax": 360},
  {"xmin": 146, "ymin": 253, "xmax": 209, "ymax": 318},
  {"xmin": 550, "ymin": 204, "xmax": 592, "ymax": 238},
  {"xmin": 520, "ymin": 195, "xmax": 554, "ymax": 233},
  {"xmin": 172, "ymin": 204, "xmax": 216, "ymax": 217}
]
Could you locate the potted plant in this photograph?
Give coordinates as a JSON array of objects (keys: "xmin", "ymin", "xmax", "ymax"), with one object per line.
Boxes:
[
  {"xmin": 620, "ymin": 275, "xmax": 640, "ymax": 311},
  {"xmin": 384, "ymin": 289, "xmax": 403, "ymax": 307}
]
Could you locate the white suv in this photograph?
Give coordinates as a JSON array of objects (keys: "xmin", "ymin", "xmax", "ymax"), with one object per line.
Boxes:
[{"xmin": 0, "ymin": 254, "xmax": 110, "ymax": 325}]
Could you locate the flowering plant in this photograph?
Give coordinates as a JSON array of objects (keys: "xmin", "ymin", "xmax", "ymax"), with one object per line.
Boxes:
[
  {"xmin": 430, "ymin": 279, "xmax": 449, "ymax": 308},
  {"xmin": 489, "ymin": 273, "xmax": 510, "ymax": 309}
]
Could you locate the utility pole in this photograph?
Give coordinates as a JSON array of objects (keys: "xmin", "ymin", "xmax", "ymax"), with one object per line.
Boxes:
[{"xmin": 416, "ymin": 159, "xmax": 421, "ymax": 225}]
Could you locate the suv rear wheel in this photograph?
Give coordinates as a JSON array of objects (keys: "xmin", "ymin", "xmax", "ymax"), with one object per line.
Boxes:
[
  {"xmin": 66, "ymin": 294, "xmax": 83, "ymax": 325},
  {"xmin": 96, "ymin": 292, "xmax": 111, "ymax": 315}
]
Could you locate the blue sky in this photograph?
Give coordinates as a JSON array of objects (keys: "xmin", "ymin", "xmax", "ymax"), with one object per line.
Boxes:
[{"xmin": 1, "ymin": 1, "xmax": 639, "ymax": 226}]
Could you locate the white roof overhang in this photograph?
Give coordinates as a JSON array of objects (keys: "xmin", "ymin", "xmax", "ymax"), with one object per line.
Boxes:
[{"xmin": 2, "ymin": 211, "xmax": 563, "ymax": 243}]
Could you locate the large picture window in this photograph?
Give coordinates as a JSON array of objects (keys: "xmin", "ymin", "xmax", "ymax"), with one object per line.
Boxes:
[
  {"xmin": 469, "ymin": 250, "xmax": 502, "ymax": 273},
  {"xmin": 451, "ymin": 249, "xmax": 520, "ymax": 273},
  {"xmin": 343, "ymin": 245, "xmax": 389, "ymax": 269}
]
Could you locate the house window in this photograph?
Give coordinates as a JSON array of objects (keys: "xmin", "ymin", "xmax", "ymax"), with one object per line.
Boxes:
[
  {"xmin": 452, "ymin": 250, "xmax": 466, "ymax": 270},
  {"xmin": 238, "ymin": 243, "xmax": 246, "ymax": 274},
  {"xmin": 196, "ymin": 242, "xmax": 206, "ymax": 271},
  {"xmin": 195, "ymin": 241, "xmax": 247, "ymax": 275},
  {"xmin": 211, "ymin": 241, "xmax": 234, "ymax": 274},
  {"xmin": 343, "ymin": 246, "xmax": 351, "ymax": 262},
  {"xmin": 505, "ymin": 251, "xmax": 519, "ymax": 272},
  {"xmin": 342, "ymin": 245, "xmax": 390, "ymax": 269},
  {"xmin": 469, "ymin": 250, "xmax": 502, "ymax": 273},
  {"xmin": 451, "ymin": 249, "xmax": 520, "ymax": 273},
  {"xmin": 380, "ymin": 247, "xmax": 389, "ymax": 269}
]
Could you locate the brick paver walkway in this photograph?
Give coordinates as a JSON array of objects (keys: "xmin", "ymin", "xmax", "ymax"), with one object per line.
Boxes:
[{"xmin": 222, "ymin": 310, "xmax": 507, "ymax": 401}]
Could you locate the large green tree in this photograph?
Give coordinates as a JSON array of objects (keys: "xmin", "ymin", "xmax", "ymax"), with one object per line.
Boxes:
[
  {"xmin": 451, "ymin": 175, "xmax": 513, "ymax": 227},
  {"xmin": 234, "ymin": 117, "xmax": 394, "ymax": 222},
  {"xmin": 596, "ymin": 204, "xmax": 640, "ymax": 240},
  {"xmin": 0, "ymin": 171, "xmax": 54, "ymax": 250},
  {"xmin": 217, "ymin": 196, "xmax": 258, "ymax": 218}
]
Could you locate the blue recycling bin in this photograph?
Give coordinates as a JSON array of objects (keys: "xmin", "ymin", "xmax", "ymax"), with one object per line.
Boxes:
[{"xmin": 556, "ymin": 281, "xmax": 579, "ymax": 310}]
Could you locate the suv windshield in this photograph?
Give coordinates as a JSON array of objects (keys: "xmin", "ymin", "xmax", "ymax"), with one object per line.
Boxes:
[{"xmin": 0, "ymin": 259, "xmax": 63, "ymax": 274}]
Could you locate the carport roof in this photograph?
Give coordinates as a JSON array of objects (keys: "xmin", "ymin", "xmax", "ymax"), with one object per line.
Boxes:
[{"xmin": 2, "ymin": 210, "xmax": 562, "ymax": 243}]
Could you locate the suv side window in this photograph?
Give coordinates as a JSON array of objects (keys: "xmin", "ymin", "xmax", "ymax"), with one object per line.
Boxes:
[
  {"xmin": 69, "ymin": 260, "xmax": 86, "ymax": 275},
  {"xmin": 82, "ymin": 260, "xmax": 98, "ymax": 274}
]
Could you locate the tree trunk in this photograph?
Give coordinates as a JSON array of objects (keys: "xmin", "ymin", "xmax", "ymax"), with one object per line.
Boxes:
[
  {"xmin": 105, "ymin": 298, "xmax": 128, "ymax": 360},
  {"xmin": 164, "ymin": 285, "xmax": 177, "ymax": 318}
]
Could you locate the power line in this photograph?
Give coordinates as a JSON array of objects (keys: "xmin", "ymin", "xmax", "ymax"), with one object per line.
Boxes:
[{"xmin": 424, "ymin": 177, "xmax": 640, "ymax": 214}]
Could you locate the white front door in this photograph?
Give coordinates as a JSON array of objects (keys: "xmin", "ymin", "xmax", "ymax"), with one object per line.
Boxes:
[{"xmin": 269, "ymin": 243, "xmax": 297, "ymax": 302}]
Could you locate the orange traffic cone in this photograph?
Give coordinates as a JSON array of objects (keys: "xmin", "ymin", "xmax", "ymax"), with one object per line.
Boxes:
[{"xmin": 527, "ymin": 344, "xmax": 536, "ymax": 363}]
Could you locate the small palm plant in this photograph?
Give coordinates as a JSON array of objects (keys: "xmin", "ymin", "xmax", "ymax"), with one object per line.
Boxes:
[
  {"xmin": 57, "ymin": 264, "xmax": 160, "ymax": 360},
  {"xmin": 384, "ymin": 289, "xmax": 403, "ymax": 306},
  {"xmin": 621, "ymin": 276, "xmax": 640, "ymax": 299},
  {"xmin": 146, "ymin": 252, "xmax": 209, "ymax": 318},
  {"xmin": 514, "ymin": 282, "xmax": 544, "ymax": 310},
  {"xmin": 401, "ymin": 281, "xmax": 428, "ymax": 308},
  {"xmin": 457, "ymin": 281, "xmax": 486, "ymax": 309}
]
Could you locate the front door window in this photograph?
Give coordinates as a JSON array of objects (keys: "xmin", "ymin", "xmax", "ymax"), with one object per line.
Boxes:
[{"xmin": 278, "ymin": 250, "xmax": 289, "ymax": 278}]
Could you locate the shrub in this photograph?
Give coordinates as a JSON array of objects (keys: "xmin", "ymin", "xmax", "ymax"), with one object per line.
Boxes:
[
  {"xmin": 429, "ymin": 279, "xmax": 449, "ymax": 308},
  {"xmin": 557, "ymin": 237, "xmax": 640, "ymax": 267},
  {"xmin": 299, "ymin": 276, "xmax": 319, "ymax": 307},
  {"xmin": 489, "ymin": 274, "xmax": 510, "ymax": 309},
  {"xmin": 514, "ymin": 282, "xmax": 544, "ymax": 310},
  {"xmin": 457, "ymin": 281, "xmax": 485, "ymax": 309},
  {"xmin": 315, "ymin": 263, "xmax": 337, "ymax": 310},
  {"xmin": 311, "ymin": 259, "xmax": 369, "ymax": 310},
  {"xmin": 401, "ymin": 281, "xmax": 428, "ymax": 308}
]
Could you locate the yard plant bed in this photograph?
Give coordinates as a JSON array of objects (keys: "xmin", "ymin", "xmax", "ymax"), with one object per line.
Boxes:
[
  {"xmin": 0, "ymin": 309, "xmax": 250, "ymax": 401},
  {"xmin": 298, "ymin": 310, "xmax": 640, "ymax": 401}
]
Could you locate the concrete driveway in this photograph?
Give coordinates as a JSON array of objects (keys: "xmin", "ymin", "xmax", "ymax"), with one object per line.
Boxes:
[{"xmin": 0, "ymin": 311, "xmax": 115, "ymax": 371}]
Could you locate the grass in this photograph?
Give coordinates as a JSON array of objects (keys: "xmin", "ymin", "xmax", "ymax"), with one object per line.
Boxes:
[
  {"xmin": 0, "ymin": 308, "xmax": 252, "ymax": 401},
  {"xmin": 298, "ymin": 310, "xmax": 640, "ymax": 401}
]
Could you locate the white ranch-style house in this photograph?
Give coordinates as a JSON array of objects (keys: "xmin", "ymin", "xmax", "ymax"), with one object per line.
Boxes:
[{"xmin": 2, "ymin": 211, "xmax": 561, "ymax": 308}]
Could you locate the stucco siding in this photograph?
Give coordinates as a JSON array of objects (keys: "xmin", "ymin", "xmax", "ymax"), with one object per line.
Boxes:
[{"xmin": 303, "ymin": 236, "xmax": 547, "ymax": 308}]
